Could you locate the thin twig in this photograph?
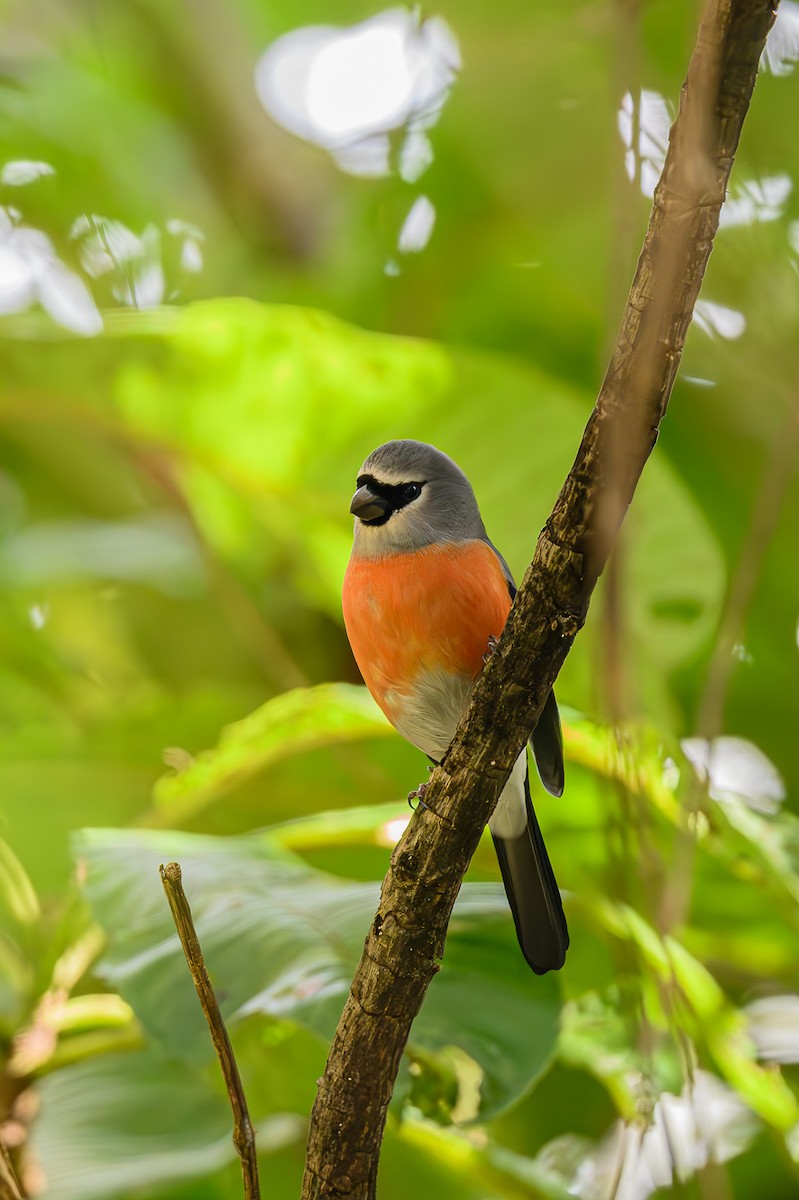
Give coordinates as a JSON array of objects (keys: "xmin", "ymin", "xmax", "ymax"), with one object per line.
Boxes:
[
  {"xmin": 0, "ymin": 1140, "xmax": 23, "ymax": 1200},
  {"xmin": 301, "ymin": 2, "xmax": 779, "ymax": 1197},
  {"xmin": 159, "ymin": 862, "xmax": 260, "ymax": 1200}
]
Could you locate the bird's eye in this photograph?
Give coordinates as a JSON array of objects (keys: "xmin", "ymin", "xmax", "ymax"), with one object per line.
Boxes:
[{"xmin": 402, "ymin": 482, "xmax": 422, "ymax": 502}]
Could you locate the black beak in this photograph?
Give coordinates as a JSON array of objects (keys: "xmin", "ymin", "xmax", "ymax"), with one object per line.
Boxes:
[{"xmin": 350, "ymin": 484, "xmax": 390, "ymax": 522}]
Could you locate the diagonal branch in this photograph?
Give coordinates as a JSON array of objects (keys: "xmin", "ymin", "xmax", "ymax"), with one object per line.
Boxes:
[{"xmin": 302, "ymin": 2, "xmax": 779, "ymax": 1197}]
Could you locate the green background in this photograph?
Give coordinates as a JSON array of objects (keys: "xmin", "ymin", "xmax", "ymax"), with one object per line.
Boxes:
[{"xmin": 1, "ymin": 1, "xmax": 798, "ymax": 1197}]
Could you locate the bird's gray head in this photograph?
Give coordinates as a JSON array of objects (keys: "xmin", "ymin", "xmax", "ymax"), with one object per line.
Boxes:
[{"xmin": 349, "ymin": 440, "xmax": 486, "ymax": 555}]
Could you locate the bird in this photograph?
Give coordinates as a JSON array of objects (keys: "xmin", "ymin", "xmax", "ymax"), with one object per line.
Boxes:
[{"xmin": 342, "ymin": 439, "xmax": 568, "ymax": 974}]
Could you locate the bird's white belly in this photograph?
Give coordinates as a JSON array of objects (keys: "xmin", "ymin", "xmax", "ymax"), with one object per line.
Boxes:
[
  {"xmin": 389, "ymin": 665, "xmax": 472, "ymax": 761},
  {"xmin": 391, "ymin": 665, "xmax": 527, "ymax": 838}
]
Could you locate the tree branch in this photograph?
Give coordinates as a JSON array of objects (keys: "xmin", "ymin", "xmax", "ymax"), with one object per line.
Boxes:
[
  {"xmin": 302, "ymin": 2, "xmax": 779, "ymax": 1196},
  {"xmin": 160, "ymin": 863, "xmax": 260, "ymax": 1200}
]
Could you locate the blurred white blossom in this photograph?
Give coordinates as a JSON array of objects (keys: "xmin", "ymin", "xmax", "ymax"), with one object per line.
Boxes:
[
  {"xmin": 571, "ymin": 1072, "xmax": 757, "ymax": 1200},
  {"xmin": 71, "ymin": 215, "xmax": 164, "ymax": 307},
  {"xmin": 617, "ymin": 90, "xmax": 671, "ymax": 198},
  {"xmin": 397, "ymin": 195, "xmax": 436, "ymax": 254},
  {"xmin": 746, "ymin": 995, "xmax": 799, "ymax": 1064},
  {"xmin": 1, "ymin": 160, "xmax": 56, "ymax": 187},
  {"xmin": 167, "ymin": 219, "xmax": 205, "ymax": 274},
  {"xmin": 71, "ymin": 214, "xmax": 204, "ymax": 307},
  {"xmin": 255, "ymin": 8, "xmax": 459, "ymax": 181},
  {"xmin": 693, "ymin": 300, "xmax": 746, "ymax": 340},
  {"xmin": 721, "ymin": 174, "xmax": 793, "ymax": 229},
  {"xmin": 0, "ymin": 206, "xmax": 102, "ymax": 335},
  {"xmin": 682, "ymin": 736, "xmax": 785, "ymax": 814}
]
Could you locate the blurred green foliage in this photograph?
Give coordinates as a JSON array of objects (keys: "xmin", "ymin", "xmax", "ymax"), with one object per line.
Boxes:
[{"xmin": 1, "ymin": 0, "xmax": 799, "ymax": 1198}]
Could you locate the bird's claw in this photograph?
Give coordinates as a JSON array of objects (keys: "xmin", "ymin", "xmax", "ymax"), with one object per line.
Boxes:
[
  {"xmin": 408, "ymin": 781, "xmax": 429, "ymax": 811},
  {"xmin": 482, "ymin": 634, "xmax": 500, "ymax": 664}
]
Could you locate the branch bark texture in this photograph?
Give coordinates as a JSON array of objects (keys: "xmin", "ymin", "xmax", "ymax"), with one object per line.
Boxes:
[{"xmin": 302, "ymin": 2, "xmax": 779, "ymax": 1196}]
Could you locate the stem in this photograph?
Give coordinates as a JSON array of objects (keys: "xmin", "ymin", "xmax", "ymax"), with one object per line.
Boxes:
[
  {"xmin": 160, "ymin": 862, "xmax": 260, "ymax": 1200},
  {"xmin": 0, "ymin": 1140, "xmax": 23, "ymax": 1200}
]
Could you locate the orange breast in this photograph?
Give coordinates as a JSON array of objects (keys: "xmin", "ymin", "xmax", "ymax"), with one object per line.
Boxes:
[{"xmin": 342, "ymin": 540, "xmax": 512, "ymax": 724}]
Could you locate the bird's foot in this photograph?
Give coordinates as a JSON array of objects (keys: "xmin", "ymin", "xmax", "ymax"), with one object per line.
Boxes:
[
  {"xmin": 482, "ymin": 634, "xmax": 500, "ymax": 663},
  {"xmin": 408, "ymin": 780, "xmax": 429, "ymax": 811}
]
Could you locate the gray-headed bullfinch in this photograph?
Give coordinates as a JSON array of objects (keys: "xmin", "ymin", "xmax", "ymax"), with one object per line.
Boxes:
[{"xmin": 342, "ymin": 439, "xmax": 568, "ymax": 974}]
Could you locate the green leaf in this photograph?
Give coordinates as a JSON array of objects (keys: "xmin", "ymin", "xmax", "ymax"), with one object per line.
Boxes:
[
  {"xmin": 151, "ymin": 683, "xmax": 392, "ymax": 822},
  {"xmin": 29, "ymin": 1046, "xmax": 304, "ymax": 1200},
  {"xmin": 76, "ymin": 825, "xmax": 561, "ymax": 1121},
  {"xmin": 0, "ymin": 836, "xmax": 41, "ymax": 925},
  {"xmin": 584, "ymin": 904, "xmax": 799, "ymax": 1132},
  {"xmin": 108, "ymin": 301, "xmax": 452, "ymax": 493},
  {"xmin": 381, "ymin": 1116, "xmax": 574, "ymax": 1200},
  {"xmin": 3, "ymin": 299, "xmax": 724, "ymax": 666},
  {"xmin": 268, "ymin": 802, "xmax": 410, "ymax": 851},
  {"xmin": 0, "ymin": 934, "xmax": 34, "ymax": 1029}
]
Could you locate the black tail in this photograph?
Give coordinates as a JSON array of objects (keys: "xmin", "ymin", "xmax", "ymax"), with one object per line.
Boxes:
[{"xmin": 491, "ymin": 770, "xmax": 568, "ymax": 974}]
